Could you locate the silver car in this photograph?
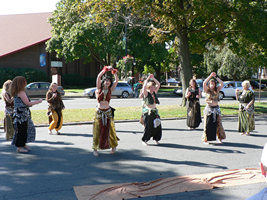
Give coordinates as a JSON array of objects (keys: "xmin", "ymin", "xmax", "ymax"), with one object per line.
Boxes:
[
  {"xmin": 84, "ymin": 81, "xmax": 133, "ymax": 98},
  {"xmin": 26, "ymin": 82, "xmax": 65, "ymax": 97},
  {"xmin": 202, "ymin": 81, "xmax": 253, "ymax": 100}
]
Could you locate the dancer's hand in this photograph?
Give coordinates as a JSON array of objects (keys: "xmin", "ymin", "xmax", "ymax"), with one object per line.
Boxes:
[{"xmin": 211, "ymin": 72, "xmax": 216, "ymax": 77}]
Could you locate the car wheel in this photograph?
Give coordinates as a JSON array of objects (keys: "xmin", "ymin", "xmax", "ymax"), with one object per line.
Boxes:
[
  {"xmin": 219, "ymin": 92, "xmax": 224, "ymax": 100},
  {"xmin": 89, "ymin": 93, "xmax": 96, "ymax": 99},
  {"xmin": 121, "ymin": 91, "xmax": 129, "ymax": 98}
]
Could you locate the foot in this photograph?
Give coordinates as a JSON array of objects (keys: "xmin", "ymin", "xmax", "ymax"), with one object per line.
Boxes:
[
  {"xmin": 111, "ymin": 147, "xmax": 116, "ymax": 154},
  {"xmin": 56, "ymin": 131, "xmax": 60, "ymax": 135},
  {"xmin": 142, "ymin": 141, "xmax": 148, "ymax": 146},
  {"xmin": 17, "ymin": 147, "xmax": 28, "ymax": 153},
  {"xmin": 240, "ymin": 132, "xmax": 245, "ymax": 135},
  {"xmin": 48, "ymin": 130, "xmax": 52, "ymax": 135},
  {"xmin": 93, "ymin": 150, "xmax": 99, "ymax": 157},
  {"xmin": 218, "ymin": 139, "xmax": 223, "ymax": 144},
  {"xmin": 24, "ymin": 145, "xmax": 31, "ymax": 151},
  {"xmin": 155, "ymin": 141, "xmax": 160, "ymax": 145},
  {"xmin": 245, "ymin": 132, "xmax": 250, "ymax": 136},
  {"xmin": 203, "ymin": 141, "xmax": 210, "ymax": 145}
]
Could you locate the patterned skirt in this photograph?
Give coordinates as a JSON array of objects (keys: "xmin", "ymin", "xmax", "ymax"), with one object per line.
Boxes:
[{"xmin": 92, "ymin": 108, "xmax": 118, "ymax": 150}]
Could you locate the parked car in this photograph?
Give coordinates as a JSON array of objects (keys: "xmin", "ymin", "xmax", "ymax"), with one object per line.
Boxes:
[
  {"xmin": 250, "ymin": 80, "xmax": 266, "ymax": 89},
  {"xmin": 26, "ymin": 82, "xmax": 65, "ymax": 97},
  {"xmin": 202, "ymin": 81, "xmax": 253, "ymax": 100},
  {"xmin": 173, "ymin": 79, "xmax": 204, "ymax": 97},
  {"xmin": 161, "ymin": 78, "xmax": 180, "ymax": 86},
  {"xmin": 84, "ymin": 81, "xmax": 133, "ymax": 98}
]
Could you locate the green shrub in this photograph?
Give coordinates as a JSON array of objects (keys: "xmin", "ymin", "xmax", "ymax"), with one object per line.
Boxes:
[
  {"xmin": 0, "ymin": 67, "xmax": 48, "ymax": 86},
  {"xmin": 62, "ymin": 74, "xmax": 96, "ymax": 87}
]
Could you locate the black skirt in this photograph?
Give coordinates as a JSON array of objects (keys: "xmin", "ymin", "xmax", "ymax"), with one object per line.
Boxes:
[{"xmin": 142, "ymin": 111, "xmax": 162, "ymax": 142}]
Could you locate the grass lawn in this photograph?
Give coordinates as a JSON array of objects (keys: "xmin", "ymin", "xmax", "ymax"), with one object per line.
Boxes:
[{"xmin": 0, "ymin": 102, "xmax": 266, "ymax": 125}]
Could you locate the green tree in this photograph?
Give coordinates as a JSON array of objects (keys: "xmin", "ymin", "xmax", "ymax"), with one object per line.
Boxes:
[
  {"xmin": 83, "ymin": 0, "xmax": 266, "ymax": 105},
  {"xmin": 204, "ymin": 44, "xmax": 256, "ymax": 80}
]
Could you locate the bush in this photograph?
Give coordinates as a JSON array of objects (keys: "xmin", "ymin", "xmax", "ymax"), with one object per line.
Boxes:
[
  {"xmin": 62, "ymin": 74, "xmax": 96, "ymax": 87},
  {"xmin": 0, "ymin": 67, "xmax": 48, "ymax": 86}
]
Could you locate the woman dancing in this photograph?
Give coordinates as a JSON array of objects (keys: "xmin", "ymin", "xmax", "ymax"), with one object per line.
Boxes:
[
  {"xmin": 46, "ymin": 83, "xmax": 65, "ymax": 135},
  {"xmin": 10, "ymin": 76, "xmax": 42, "ymax": 153},
  {"xmin": 2, "ymin": 80, "xmax": 14, "ymax": 140},
  {"xmin": 141, "ymin": 74, "xmax": 162, "ymax": 145},
  {"xmin": 202, "ymin": 72, "xmax": 225, "ymax": 144},
  {"xmin": 92, "ymin": 66, "xmax": 119, "ymax": 156},
  {"xmin": 235, "ymin": 80, "xmax": 255, "ymax": 136},
  {"xmin": 185, "ymin": 78, "xmax": 202, "ymax": 129}
]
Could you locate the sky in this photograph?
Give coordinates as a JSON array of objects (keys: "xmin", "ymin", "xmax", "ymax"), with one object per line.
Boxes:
[{"xmin": 0, "ymin": 0, "xmax": 60, "ymax": 15}]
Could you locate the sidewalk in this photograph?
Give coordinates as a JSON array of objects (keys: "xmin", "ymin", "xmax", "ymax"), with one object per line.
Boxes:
[{"xmin": 0, "ymin": 116, "xmax": 266, "ymax": 200}]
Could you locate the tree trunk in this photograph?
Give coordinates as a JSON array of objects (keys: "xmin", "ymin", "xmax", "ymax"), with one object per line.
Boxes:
[{"xmin": 176, "ymin": 31, "xmax": 192, "ymax": 106}]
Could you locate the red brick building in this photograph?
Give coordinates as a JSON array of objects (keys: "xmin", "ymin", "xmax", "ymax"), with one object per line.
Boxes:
[{"xmin": 0, "ymin": 12, "xmax": 99, "ymax": 84}]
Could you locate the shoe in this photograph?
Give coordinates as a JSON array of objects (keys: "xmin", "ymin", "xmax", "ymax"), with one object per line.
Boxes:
[
  {"xmin": 245, "ymin": 132, "xmax": 250, "ymax": 136},
  {"xmin": 56, "ymin": 131, "xmax": 60, "ymax": 135},
  {"xmin": 24, "ymin": 145, "xmax": 31, "ymax": 151},
  {"xmin": 155, "ymin": 141, "xmax": 160, "ymax": 145},
  {"xmin": 93, "ymin": 150, "xmax": 99, "ymax": 157},
  {"xmin": 17, "ymin": 148, "xmax": 28, "ymax": 153},
  {"xmin": 203, "ymin": 141, "xmax": 210, "ymax": 145},
  {"xmin": 48, "ymin": 130, "xmax": 52, "ymax": 135},
  {"xmin": 142, "ymin": 141, "xmax": 148, "ymax": 146},
  {"xmin": 218, "ymin": 140, "xmax": 223, "ymax": 144},
  {"xmin": 240, "ymin": 132, "xmax": 245, "ymax": 135},
  {"xmin": 111, "ymin": 148, "xmax": 116, "ymax": 154}
]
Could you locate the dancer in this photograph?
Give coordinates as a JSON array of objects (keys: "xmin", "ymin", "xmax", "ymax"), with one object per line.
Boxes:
[
  {"xmin": 10, "ymin": 76, "xmax": 42, "ymax": 153},
  {"xmin": 2, "ymin": 80, "xmax": 14, "ymax": 140},
  {"xmin": 141, "ymin": 74, "xmax": 162, "ymax": 145},
  {"xmin": 46, "ymin": 83, "xmax": 65, "ymax": 135},
  {"xmin": 202, "ymin": 72, "xmax": 225, "ymax": 144},
  {"xmin": 235, "ymin": 80, "xmax": 255, "ymax": 136},
  {"xmin": 185, "ymin": 78, "xmax": 202, "ymax": 129},
  {"xmin": 92, "ymin": 66, "xmax": 119, "ymax": 156}
]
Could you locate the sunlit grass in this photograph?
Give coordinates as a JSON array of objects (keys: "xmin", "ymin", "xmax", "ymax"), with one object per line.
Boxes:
[{"xmin": 0, "ymin": 102, "xmax": 266, "ymax": 125}]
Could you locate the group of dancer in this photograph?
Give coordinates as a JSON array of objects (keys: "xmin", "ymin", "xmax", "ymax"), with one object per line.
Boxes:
[
  {"xmin": 1, "ymin": 70, "xmax": 255, "ymax": 155},
  {"xmin": 185, "ymin": 72, "xmax": 255, "ymax": 144},
  {"xmin": 2, "ymin": 76, "xmax": 64, "ymax": 153}
]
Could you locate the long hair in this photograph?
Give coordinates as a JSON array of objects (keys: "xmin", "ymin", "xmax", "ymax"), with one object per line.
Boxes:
[
  {"xmin": 207, "ymin": 78, "xmax": 218, "ymax": 93},
  {"xmin": 189, "ymin": 79, "xmax": 198, "ymax": 90},
  {"xmin": 48, "ymin": 83, "xmax": 58, "ymax": 93},
  {"xmin": 2, "ymin": 80, "xmax": 12, "ymax": 94},
  {"xmin": 10, "ymin": 76, "xmax": 27, "ymax": 97},
  {"xmin": 101, "ymin": 76, "xmax": 113, "ymax": 89}
]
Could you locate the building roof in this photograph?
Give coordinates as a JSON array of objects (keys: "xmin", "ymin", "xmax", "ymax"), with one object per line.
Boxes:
[{"xmin": 0, "ymin": 12, "xmax": 52, "ymax": 57}]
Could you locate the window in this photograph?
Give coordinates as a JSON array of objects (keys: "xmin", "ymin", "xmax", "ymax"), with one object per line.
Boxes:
[
  {"xmin": 30, "ymin": 84, "xmax": 38, "ymax": 89},
  {"xmin": 40, "ymin": 83, "xmax": 49, "ymax": 89}
]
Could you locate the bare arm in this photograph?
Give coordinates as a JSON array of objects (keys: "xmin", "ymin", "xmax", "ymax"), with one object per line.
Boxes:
[
  {"xmin": 151, "ymin": 75, "xmax": 160, "ymax": 93},
  {"xmin": 110, "ymin": 69, "xmax": 119, "ymax": 92},
  {"xmin": 216, "ymin": 76, "xmax": 224, "ymax": 91},
  {"xmin": 185, "ymin": 88, "xmax": 190, "ymax": 99},
  {"xmin": 96, "ymin": 69, "xmax": 106, "ymax": 90},
  {"xmin": 18, "ymin": 91, "xmax": 42, "ymax": 107},
  {"xmin": 3, "ymin": 93, "xmax": 13, "ymax": 104},
  {"xmin": 142, "ymin": 74, "xmax": 153, "ymax": 97},
  {"xmin": 203, "ymin": 72, "xmax": 215, "ymax": 92}
]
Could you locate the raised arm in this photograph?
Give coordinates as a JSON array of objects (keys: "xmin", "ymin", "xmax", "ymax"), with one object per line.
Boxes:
[
  {"xmin": 203, "ymin": 72, "xmax": 214, "ymax": 92},
  {"xmin": 96, "ymin": 68, "xmax": 106, "ymax": 90},
  {"xmin": 151, "ymin": 75, "xmax": 160, "ymax": 93},
  {"xmin": 203, "ymin": 72, "xmax": 216, "ymax": 92},
  {"xmin": 142, "ymin": 74, "xmax": 153, "ymax": 97},
  {"xmin": 110, "ymin": 68, "xmax": 119, "ymax": 92},
  {"xmin": 216, "ymin": 76, "xmax": 224, "ymax": 91}
]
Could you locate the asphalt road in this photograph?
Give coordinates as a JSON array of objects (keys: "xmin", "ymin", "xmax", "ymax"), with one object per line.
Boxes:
[
  {"xmin": 1, "ymin": 96, "xmax": 266, "ymax": 111},
  {"xmin": 0, "ymin": 116, "xmax": 266, "ymax": 200}
]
